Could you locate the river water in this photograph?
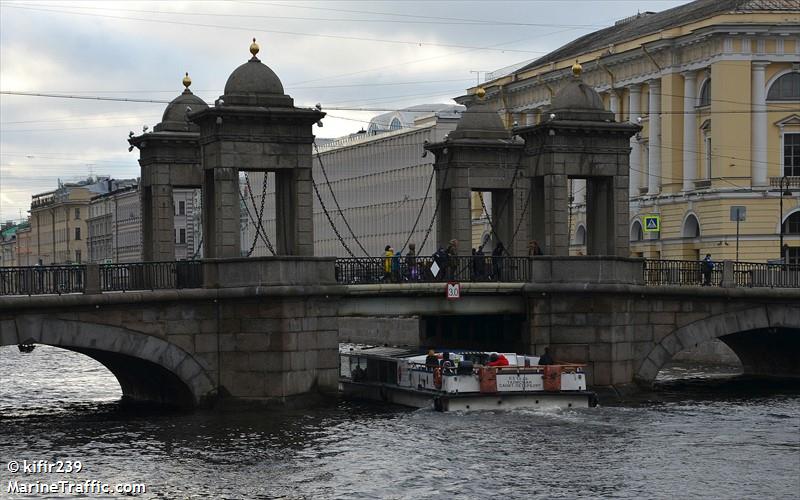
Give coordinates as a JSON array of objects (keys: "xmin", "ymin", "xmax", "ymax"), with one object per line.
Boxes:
[{"xmin": 1, "ymin": 345, "xmax": 798, "ymax": 499}]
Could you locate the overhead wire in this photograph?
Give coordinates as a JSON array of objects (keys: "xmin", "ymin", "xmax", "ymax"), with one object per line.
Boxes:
[
  {"xmin": 0, "ymin": 3, "xmax": 547, "ymax": 54},
  {"xmin": 10, "ymin": 1, "xmax": 607, "ymax": 28}
]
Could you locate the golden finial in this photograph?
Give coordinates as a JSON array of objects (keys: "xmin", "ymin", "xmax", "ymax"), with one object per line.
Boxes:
[
  {"xmin": 250, "ymin": 38, "xmax": 260, "ymax": 58},
  {"xmin": 475, "ymin": 87, "xmax": 486, "ymax": 99},
  {"xmin": 571, "ymin": 59, "xmax": 582, "ymax": 77},
  {"xmin": 182, "ymin": 72, "xmax": 192, "ymax": 90}
]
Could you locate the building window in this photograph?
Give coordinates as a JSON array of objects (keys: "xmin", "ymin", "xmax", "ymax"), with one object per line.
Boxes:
[
  {"xmin": 75, "ymin": 227, "xmax": 81, "ymax": 240},
  {"xmin": 784, "ymin": 133, "xmax": 800, "ymax": 177},
  {"xmin": 574, "ymin": 225, "xmax": 586, "ymax": 245},
  {"xmin": 74, "ymin": 208, "xmax": 80, "ymax": 220},
  {"xmin": 389, "ymin": 118, "xmax": 402, "ymax": 131},
  {"xmin": 698, "ymin": 79, "xmax": 711, "ymax": 107},
  {"xmin": 784, "ymin": 211, "xmax": 800, "ymax": 235},
  {"xmin": 767, "ymin": 72, "xmax": 800, "ymax": 101},
  {"xmin": 179, "ymin": 228, "xmax": 186, "ymax": 244},
  {"xmin": 75, "ymin": 250, "xmax": 81, "ymax": 264},
  {"xmin": 682, "ymin": 214, "xmax": 701, "ymax": 238},
  {"xmin": 630, "ymin": 220, "xmax": 643, "ymax": 242},
  {"xmin": 178, "ymin": 200, "xmax": 185, "ymax": 215}
]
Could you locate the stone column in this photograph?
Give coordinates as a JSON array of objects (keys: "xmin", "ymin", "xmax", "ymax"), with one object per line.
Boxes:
[
  {"xmin": 586, "ymin": 177, "xmax": 613, "ymax": 255},
  {"xmin": 543, "ymin": 174, "xmax": 569, "ymax": 256},
  {"xmin": 203, "ymin": 167, "xmax": 241, "ymax": 259},
  {"xmin": 451, "ymin": 186, "xmax": 473, "ymax": 256},
  {"xmin": 609, "ymin": 90, "xmax": 620, "ymax": 121},
  {"xmin": 275, "ymin": 170, "xmax": 297, "ymax": 255},
  {"xmin": 628, "ymin": 85, "xmax": 642, "ymax": 196},
  {"xmin": 647, "ymin": 79, "xmax": 662, "ymax": 195},
  {"xmin": 751, "ymin": 61, "xmax": 769, "ymax": 187},
  {"xmin": 526, "ymin": 110, "xmax": 537, "ymax": 126},
  {"xmin": 295, "ymin": 167, "xmax": 314, "ymax": 256},
  {"xmin": 682, "ymin": 71, "xmax": 698, "ymax": 192},
  {"xmin": 141, "ymin": 180, "xmax": 175, "ymax": 261}
]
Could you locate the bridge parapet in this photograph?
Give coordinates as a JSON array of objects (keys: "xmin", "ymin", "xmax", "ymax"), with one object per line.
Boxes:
[{"xmin": 203, "ymin": 256, "xmax": 336, "ymax": 288}]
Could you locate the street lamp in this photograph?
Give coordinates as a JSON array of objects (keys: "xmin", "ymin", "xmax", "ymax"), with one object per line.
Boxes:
[{"xmin": 779, "ymin": 176, "xmax": 792, "ymax": 263}]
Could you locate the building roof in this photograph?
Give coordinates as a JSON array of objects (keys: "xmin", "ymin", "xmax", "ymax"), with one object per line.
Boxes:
[
  {"xmin": 156, "ymin": 75, "xmax": 208, "ymax": 133},
  {"xmin": 514, "ymin": 0, "xmax": 797, "ymax": 75},
  {"xmin": 367, "ymin": 104, "xmax": 464, "ymax": 133}
]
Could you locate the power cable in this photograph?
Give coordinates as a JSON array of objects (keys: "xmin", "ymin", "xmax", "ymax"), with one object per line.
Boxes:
[
  {"xmin": 244, "ymin": 0, "xmax": 607, "ymax": 28},
  {"xmin": 12, "ymin": 1, "xmax": 607, "ymax": 28},
  {"xmin": 1, "ymin": 4, "xmax": 546, "ymax": 54}
]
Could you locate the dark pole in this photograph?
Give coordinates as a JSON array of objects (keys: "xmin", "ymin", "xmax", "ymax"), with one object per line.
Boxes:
[{"xmin": 779, "ymin": 175, "xmax": 786, "ymax": 263}]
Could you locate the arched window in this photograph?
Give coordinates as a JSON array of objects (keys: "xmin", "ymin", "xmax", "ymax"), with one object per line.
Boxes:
[
  {"xmin": 767, "ymin": 73, "xmax": 800, "ymax": 101},
  {"xmin": 783, "ymin": 211, "xmax": 800, "ymax": 235},
  {"xmin": 698, "ymin": 79, "xmax": 711, "ymax": 107},
  {"xmin": 630, "ymin": 220, "xmax": 643, "ymax": 241},
  {"xmin": 682, "ymin": 214, "xmax": 701, "ymax": 238},
  {"xmin": 575, "ymin": 225, "xmax": 586, "ymax": 245},
  {"xmin": 389, "ymin": 118, "xmax": 402, "ymax": 130}
]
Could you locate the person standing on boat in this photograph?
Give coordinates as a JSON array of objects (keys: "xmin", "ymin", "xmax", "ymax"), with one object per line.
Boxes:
[
  {"xmin": 538, "ymin": 348, "xmax": 555, "ymax": 365},
  {"xmin": 528, "ymin": 240, "xmax": 543, "ymax": 256},
  {"xmin": 425, "ymin": 349, "xmax": 439, "ymax": 367},
  {"xmin": 486, "ymin": 353, "xmax": 509, "ymax": 367}
]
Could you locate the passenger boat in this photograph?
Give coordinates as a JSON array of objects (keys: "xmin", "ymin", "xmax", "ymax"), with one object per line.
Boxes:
[{"xmin": 339, "ymin": 345, "xmax": 598, "ymax": 411}]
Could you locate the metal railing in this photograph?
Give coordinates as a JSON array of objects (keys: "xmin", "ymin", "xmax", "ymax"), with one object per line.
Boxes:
[
  {"xmin": 643, "ymin": 259, "xmax": 722, "ymax": 287},
  {"xmin": 334, "ymin": 256, "xmax": 531, "ymax": 284},
  {"xmin": 0, "ymin": 265, "xmax": 86, "ymax": 296},
  {"xmin": 732, "ymin": 261, "xmax": 800, "ymax": 288},
  {"xmin": 100, "ymin": 261, "xmax": 203, "ymax": 292}
]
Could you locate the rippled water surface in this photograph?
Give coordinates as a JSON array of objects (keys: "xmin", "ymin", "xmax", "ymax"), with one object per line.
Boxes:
[{"xmin": 1, "ymin": 345, "xmax": 798, "ymax": 499}]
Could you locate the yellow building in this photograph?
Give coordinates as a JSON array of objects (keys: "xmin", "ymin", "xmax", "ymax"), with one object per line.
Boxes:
[
  {"xmin": 29, "ymin": 178, "xmax": 112, "ymax": 265},
  {"xmin": 470, "ymin": 0, "xmax": 800, "ymax": 264}
]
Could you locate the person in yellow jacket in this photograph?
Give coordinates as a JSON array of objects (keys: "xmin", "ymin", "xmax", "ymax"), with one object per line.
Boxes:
[{"xmin": 384, "ymin": 245, "xmax": 393, "ymax": 282}]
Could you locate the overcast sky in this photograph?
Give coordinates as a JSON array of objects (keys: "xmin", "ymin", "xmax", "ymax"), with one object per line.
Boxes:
[{"xmin": 0, "ymin": 0, "xmax": 686, "ymax": 222}]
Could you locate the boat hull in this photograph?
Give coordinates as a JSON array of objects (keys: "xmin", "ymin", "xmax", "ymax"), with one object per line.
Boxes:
[{"xmin": 340, "ymin": 380, "xmax": 596, "ymax": 412}]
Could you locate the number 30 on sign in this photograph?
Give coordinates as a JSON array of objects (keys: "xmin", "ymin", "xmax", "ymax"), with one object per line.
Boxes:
[{"xmin": 446, "ymin": 282, "xmax": 461, "ymax": 300}]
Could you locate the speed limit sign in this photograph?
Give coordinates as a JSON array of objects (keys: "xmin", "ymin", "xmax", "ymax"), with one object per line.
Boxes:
[{"xmin": 446, "ymin": 282, "xmax": 461, "ymax": 300}]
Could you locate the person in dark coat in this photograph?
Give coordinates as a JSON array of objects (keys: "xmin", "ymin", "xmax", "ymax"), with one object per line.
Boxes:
[
  {"xmin": 538, "ymin": 347, "xmax": 555, "ymax": 365},
  {"xmin": 701, "ymin": 253, "xmax": 714, "ymax": 286},
  {"xmin": 491, "ymin": 242, "xmax": 505, "ymax": 281}
]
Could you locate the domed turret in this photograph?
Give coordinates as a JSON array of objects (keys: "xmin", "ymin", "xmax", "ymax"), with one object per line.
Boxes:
[
  {"xmin": 449, "ymin": 89, "xmax": 509, "ymax": 140},
  {"xmin": 220, "ymin": 38, "xmax": 293, "ymax": 107},
  {"xmin": 154, "ymin": 73, "xmax": 208, "ymax": 132},
  {"xmin": 550, "ymin": 60, "xmax": 613, "ymax": 121}
]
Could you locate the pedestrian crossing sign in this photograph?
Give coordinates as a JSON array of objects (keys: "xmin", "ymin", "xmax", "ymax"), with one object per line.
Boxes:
[{"xmin": 643, "ymin": 215, "xmax": 660, "ymax": 232}]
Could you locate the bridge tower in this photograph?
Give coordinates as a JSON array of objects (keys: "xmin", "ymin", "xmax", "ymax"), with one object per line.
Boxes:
[
  {"xmin": 129, "ymin": 73, "xmax": 207, "ymax": 261},
  {"xmin": 425, "ymin": 96, "xmax": 525, "ymax": 255},
  {"xmin": 515, "ymin": 62, "xmax": 640, "ymax": 256},
  {"xmin": 189, "ymin": 39, "xmax": 324, "ymax": 258}
]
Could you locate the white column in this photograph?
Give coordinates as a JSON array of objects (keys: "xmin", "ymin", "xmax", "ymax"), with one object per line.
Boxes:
[
  {"xmin": 751, "ymin": 61, "xmax": 769, "ymax": 187},
  {"xmin": 628, "ymin": 84, "xmax": 642, "ymax": 196},
  {"xmin": 609, "ymin": 90, "xmax": 620, "ymax": 121},
  {"xmin": 573, "ymin": 179, "xmax": 587, "ymax": 205},
  {"xmin": 647, "ymin": 78, "xmax": 662, "ymax": 195},
  {"xmin": 682, "ymin": 71, "xmax": 697, "ymax": 192}
]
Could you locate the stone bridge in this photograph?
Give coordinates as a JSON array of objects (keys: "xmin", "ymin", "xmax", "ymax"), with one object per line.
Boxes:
[{"xmin": 1, "ymin": 257, "xmax": 798, "ymax": 406}]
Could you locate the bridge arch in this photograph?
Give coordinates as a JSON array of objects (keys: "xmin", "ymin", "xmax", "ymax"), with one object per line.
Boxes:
[
  {"xmin": 2, "ymin": 316, "xmax": 216, "ymax": 407},
  {"xmin": 635, "ymin": 304, "xmax": 800, "ymax": 385}
]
